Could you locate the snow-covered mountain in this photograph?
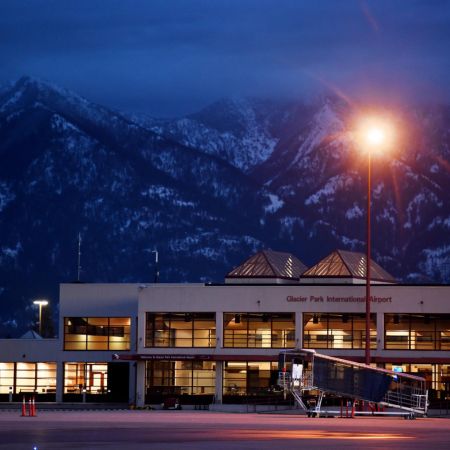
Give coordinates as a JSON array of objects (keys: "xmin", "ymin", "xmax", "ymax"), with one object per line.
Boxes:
[
  {"xmin": 0, "ymin": 77, "xmax": 282, "ymax": 336},
  {"xmin": 0, "ymin": 76, "xmax": 449, "ymax": 336},
  {"xmin": 253, "ymin": 101, "xmax": 450, "ymax": 283},
  {"xmin": 132, "ymin": 97, "xmax": 314, "ymax": 173},
  {"xmin": 149, "ymin": 96, "xmax": 450, "ymax": 284}
]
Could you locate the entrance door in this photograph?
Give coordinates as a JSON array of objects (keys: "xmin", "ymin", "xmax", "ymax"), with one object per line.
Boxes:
[{"xmin": 107, "ymin": 362, "xmax": 129, "ymax": 402}]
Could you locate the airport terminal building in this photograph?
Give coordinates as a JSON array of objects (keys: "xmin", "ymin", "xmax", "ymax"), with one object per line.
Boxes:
[{"xmin": 1, "ymin": 249, "xmax": 449, "ymax": 406}]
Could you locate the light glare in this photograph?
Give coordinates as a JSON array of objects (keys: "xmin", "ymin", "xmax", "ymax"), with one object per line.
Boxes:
[
  {"xmin": 367, "ymin": 128, "xmax": 385, "ymax": 146},
  {"xmin": 355, "ymin": 115, "xmax": 395, "ymax": 154}
]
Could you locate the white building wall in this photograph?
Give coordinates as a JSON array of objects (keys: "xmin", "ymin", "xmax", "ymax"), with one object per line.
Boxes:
[
  {"xmin": 137, "ymin": 283, "xmax": 450, "ymax": 362},
  {"xmin": 1, "ymin": 281, "xmax": 450, "ymax": 404}
]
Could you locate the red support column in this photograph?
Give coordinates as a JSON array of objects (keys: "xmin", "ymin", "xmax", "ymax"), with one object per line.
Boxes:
[{"xmin": 365, "ymin": 152, "xmax": 372, "ymax": 366}]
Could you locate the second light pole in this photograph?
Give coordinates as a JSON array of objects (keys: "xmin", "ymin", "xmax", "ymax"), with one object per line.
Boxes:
[{"xmin": 33, "ymin": 299, "xmax": 48, "ymax": 336}]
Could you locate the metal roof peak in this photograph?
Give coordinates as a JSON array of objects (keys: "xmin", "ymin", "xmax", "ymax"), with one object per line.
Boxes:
[{"xmin": 226, "ymin": 249, "xmax": 307, "ymax": 280}]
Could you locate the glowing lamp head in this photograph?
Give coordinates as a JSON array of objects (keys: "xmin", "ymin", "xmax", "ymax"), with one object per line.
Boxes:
[
  {"xmin": 355, "ymin": 115, "xmax": 394, "ymax": 154},
  {"xmin": 33, "ymin": 299, "xmax": 48, "ymax": 306},
  {"xmin": 366, "ymin": 127, "xmax": 385, "ymax": 147}
]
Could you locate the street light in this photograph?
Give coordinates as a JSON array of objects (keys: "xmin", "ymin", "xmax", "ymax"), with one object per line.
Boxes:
[
  {"xmin": 356, "ymin": 116, "xmax": 394, "ymax": 366},
  {"xmin": 33, "ymin": 299, "xmax": 48, "ymax": 336}
]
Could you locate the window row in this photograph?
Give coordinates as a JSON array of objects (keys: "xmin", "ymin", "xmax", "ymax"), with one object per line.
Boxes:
[
  {"xmin": 144, "ymin": 360, "xmax": 279, "ymax": 401},
  {"xmin": 64, "ymin": 317, "xmax": 131, "ymax": 351},
  {"xmin": 0, "ymin": 362, "xmax": 56, "ymax": 394},
  {"xmin": 384, "ymin": 314, "xmax": 450, "ymax": 350},
  {"xmin": 303, "ymin": 313, "xmax": 377, "ymax": 350},
  {"xmin": 143, "ymin": 313, "xmax": 450, "ymax": 350},
  {"xmin": 144, "ymin": 360, "xmax": 450, "ymax": 401},
  {"xmin": 2, "ymin": 360, "xmax": 449, "ymax": 400},
  {"xmin": 0, "ymin": 362, "xmax": 112, "ymax": 396},
  {"xmin": 61, "ymin": 313, "xmax": 450, "ymax": 351},
  {"xmin": 64, "ymin": 362, "xmax": 108, "ymax": 394},
  {"xmin": 145, "ymin": 313, "xmax": 216, "ymax": 348}
]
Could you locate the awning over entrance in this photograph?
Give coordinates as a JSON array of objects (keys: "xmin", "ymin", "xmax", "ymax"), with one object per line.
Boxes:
[{"xmin": 114, "ymin": 353, "xmax": 450, "ymax": 364}]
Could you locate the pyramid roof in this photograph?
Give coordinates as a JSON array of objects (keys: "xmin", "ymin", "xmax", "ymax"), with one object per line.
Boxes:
[
  {"xmin": 20, "ymin": 330, "xmax": 43, "ymax": 339},
  {"xmin": 301, "ymin": 249, "xmax": 396, "ymax": 282},
  {"xmin": 226, "ymin": 249, "xmax": 307, "ymax": 281}
]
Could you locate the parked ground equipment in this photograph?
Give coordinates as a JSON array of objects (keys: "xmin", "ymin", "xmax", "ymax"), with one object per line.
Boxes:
[{"xmin": 278, "ymin": 349, "xmax": 428, "ymax": 418}]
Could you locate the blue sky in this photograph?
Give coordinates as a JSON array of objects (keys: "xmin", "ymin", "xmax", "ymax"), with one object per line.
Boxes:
[{"xmin": 1, "ymin": 0, "xmax": 449, "ymax": 116}]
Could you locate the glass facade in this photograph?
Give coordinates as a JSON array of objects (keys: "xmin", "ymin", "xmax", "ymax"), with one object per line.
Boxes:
[
  {"xmin": 145, "ymin": 313, "xmax": 216, "ymax": 348},
  {"xmin": 384, "ymin": 363, "xmax": 450, "ymax": 399},
  {"xmin": 223, "ymin": 313, "xmax": 295, "ymax": 348},
  {"xmin": 145, "ymin": 360, "xmax": 215, "ymax": 401},
  {"xmin": 64, "ymin": 362, "xmax": 108, "ymax": 394},
  {"xmin": 0, "ymin": 362, "xmax": 56, "ymax": 394},
  {"xmin": 223, "ymin": 361, "xmax": 279, "ymax": 399},
  {"xmin": 64, "ymin": 317, "xmax": 131, "ymax": 351},
  {"xmin": 303, "ymin": 313, "xmax": 377, "ymax": 349},
  {"xmin": 385, "ymin": 314, "xmax": 450, "ymax": 350},
  {"xmin": 2, "ymin": 308, "xmax": 450, "ymax": 403}
]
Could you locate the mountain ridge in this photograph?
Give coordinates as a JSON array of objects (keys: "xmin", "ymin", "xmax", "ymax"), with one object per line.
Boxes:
[{"xmin": 0, "ymin": 76, "xmax": 449, "ymax": 337}]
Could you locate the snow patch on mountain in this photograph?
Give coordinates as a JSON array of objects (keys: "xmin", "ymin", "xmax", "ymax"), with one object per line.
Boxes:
[
  {"xmin": 276, "ymin": 185, "xmax": 296, "ymax": 198},
  {"xmin": 373, "ymin": 182, "xmax": 384, "ymax": 199},
  {"xmin": 427, "ymin": 216, "xmax": 450, "ymax": 231},
  {"xmin": 345, "ymin": 203, "xmax": 363, "ymax": 220},
  {"xmin": 376, "ymin": 203, "xmax": 397, "ymax": 226},
  {"xmin": 340, "ymin": 235, "xmax": 364, "ymax": 249},
  {"xmin": 289, "ymin": 102, "xmax": 345, "ymax": 169},
  {"xmin": 430, "ymin": 164, "xmax": 439, "ymax": 174},
  {"xmin": 404, "ymin": 191, "xmax": 443, "ymax": 228},
  {"xmin": 420, "ymin": 245, "xmax": 450, "ymax": 282},
  {"xmin": 141, "ymin": 185, "xmax": 196, "ymax": 207},
  {"xmin": 1, "ymin": 319, "xmax": 17, "ymax": 328},
  {"xmin": 51, "ymin": 113, "xmax": 80, "ymax": 133},
  {"xmin": 264, "ymin": 194, "xmax": 284, "ymax": 214},
  {"xmin": 142, "ymin": 98, "xmax": 278, "ymax": 172},
  {"xmin": 305, "ymin": 174, "xmax": 353, "ymax": 205},
  {"xmin": 0, "ymin": 84, "xmax": 26, "ymax": 112},
  {"xmin": 0, "ymin": 181, "xmax": 15, "ymax": 212},
  {"xmin": 0, "ymin": 242, "xmax": 22, "ymax": 265},
  {"xmin": 279, "ymin": 217, "xmax": 305, "ymax": 237},
  {"xmin": 168, "ymin": 233, "xmax": 262, "ymax": 256}
]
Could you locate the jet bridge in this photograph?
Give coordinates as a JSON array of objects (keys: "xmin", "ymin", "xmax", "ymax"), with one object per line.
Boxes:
[{"xmin": 278, "ymin": 349, "xmax": 428, "ymax": 418}]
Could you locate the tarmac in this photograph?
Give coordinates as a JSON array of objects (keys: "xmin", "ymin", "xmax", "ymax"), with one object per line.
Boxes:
[{"xmin": 0, "ymin": 409, "xmax": 449, "ymax": 449}]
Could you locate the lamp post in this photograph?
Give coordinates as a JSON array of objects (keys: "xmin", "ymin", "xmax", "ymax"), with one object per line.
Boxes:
[
  {"xmin": 358, "ymin": 120, "xmax": 392, "ymax": 366},
  {"xmin": 33, "ymin": 299, "xmax": 48, "ymax": 336},
  {"xmin": 365, "ymin": 147, "xmax": 372, "ymax": 366}
]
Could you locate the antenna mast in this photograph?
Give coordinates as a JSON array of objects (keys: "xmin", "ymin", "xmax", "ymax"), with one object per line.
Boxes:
[
  {"xmin": 77, "ymin": 233, "xmax": 82, "ymax": 282},
  {"xmin": 152, "ymin": 250, "xmax": 159, "ymax": 283}
]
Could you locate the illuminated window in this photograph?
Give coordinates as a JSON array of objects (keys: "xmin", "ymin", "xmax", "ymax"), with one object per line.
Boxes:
[
  {"xmin": 223, "ymin": 361, "xmax": 279, "ymax": 399},
  {"xmin": 64, "ymin": 362, "xmax": 108, "ymax": 394},
  {"xmin": 223, "ymin": 313, "xmax": 295, "ymax": 348},
  {"xmin": 145, "ymin": 360, "xmax": 215, "ymax": 401},
  {"xmin": 303, "ymin": 313, "xmax": 376, "ymax": 349},
  {"xmin": 64, "ymin": 317, "xmax": 131, "ymax": 351},
  {"xmin": 145, "ymin": 313, "xmax": 216, "ymax": 348},
  {"xmin": 384, "ymin": 363, "xmax": 450, "ymax": 395},
  {"xmin": 0, "ymin": 362, "xmax": 14, "ymax": 394},
  {"xmin": 385, "ymin": 314, "xmax": 450, "ymax": 350},
  {"xmin": 0, "ymin": 362, "xmax": 56, "ymax": 394}
]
